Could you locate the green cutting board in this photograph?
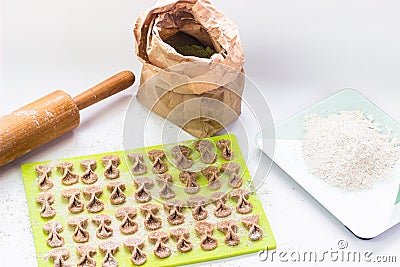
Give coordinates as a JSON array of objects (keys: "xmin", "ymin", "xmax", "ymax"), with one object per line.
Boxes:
[{"xmin": 22, "ymin": 134, "xmax": 276, "ymax": 266}]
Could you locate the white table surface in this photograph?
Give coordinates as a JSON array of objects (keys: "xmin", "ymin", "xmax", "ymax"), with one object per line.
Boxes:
[{"xmin": 1, "ymin": 0, "xmax": 400, "ymax": 266}]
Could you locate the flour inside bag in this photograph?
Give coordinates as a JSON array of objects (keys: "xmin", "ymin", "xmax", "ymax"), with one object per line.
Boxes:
[{"xmin": 134, "ymin": 0, "xmax": 245, "ymax": 138}]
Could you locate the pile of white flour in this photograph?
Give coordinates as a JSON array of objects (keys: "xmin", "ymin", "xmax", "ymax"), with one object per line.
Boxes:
[{"xmin": 302, "ymin": 110, "xmax": 400, "ymax": 191}]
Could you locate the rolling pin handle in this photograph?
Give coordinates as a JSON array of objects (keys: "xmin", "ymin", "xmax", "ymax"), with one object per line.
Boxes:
[{"xmin": 73, "ymin": 70, "xmax": 135, "ymax": 110}]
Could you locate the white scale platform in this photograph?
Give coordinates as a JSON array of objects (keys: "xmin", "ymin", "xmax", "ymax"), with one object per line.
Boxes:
[{"xmin": 257, "ymin": 89, "xmax": 400, "ymax": 239}]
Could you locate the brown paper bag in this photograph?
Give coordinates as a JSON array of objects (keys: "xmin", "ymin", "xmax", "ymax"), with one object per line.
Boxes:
[{"xmin": 134, "ymin": 0, "xmax": 245, "ymax": 138}]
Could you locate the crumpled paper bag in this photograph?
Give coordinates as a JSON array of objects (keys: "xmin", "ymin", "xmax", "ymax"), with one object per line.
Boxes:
[{"xmin": 134, "ymin": 0, "xmax": 245, "ymax": 138}]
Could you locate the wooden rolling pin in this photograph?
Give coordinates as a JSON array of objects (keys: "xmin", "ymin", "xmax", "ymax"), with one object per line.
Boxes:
[{"xmin": 0, "ymin": 70, "xmax": 135, "ymax": 167}]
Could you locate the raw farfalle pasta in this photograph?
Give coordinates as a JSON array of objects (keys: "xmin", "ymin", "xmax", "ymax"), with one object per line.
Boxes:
[
  {"xmin": 79, "ymin": 160, "xmax": 98, "ymax": 184},
  {"xmin": 133, "ymin": 177, "xmax": 154, "ymax": 203},
  {"xmin": 43, "ymin": 221, "xmax": 64, "ymax": 248},
  {"xmin": 26, "ymin": 135, "xmax": 273, "ymax": 267},
  {"xmin": 171, "ymin": 145, "xmax": 192, "ymax": 158},
  {"xmin": 107, "ymin": 181, "xmax": 126, "ymax": 205},
  {"xmin": 228, "ymin": 175, "xmax": 243, "ymax": 189},
  {"xmin": 159, "ymin": 183, "xmax": 175, "ymax": 199},
  {"xmin": 101, "ymin": 155, "xmax": 121, "ymax": 179},
  {"xmin": 92, "ymin": 214, "xmax": 113, "ymax": 239},
  {"xmin": 36, "ymin": 192, "xmax": 56, "ymax": 219},
  {"xmin": 216, "ymin": 139, "xmax": 234, "ymax": 161},
  {"xmin": 99, "ymin": 240, "xmax": 120, "ymax": 267},
  {"xmin": 230, "ymin": 189, "xmax": 253, "ymax": 214},
  {"xmin": 221, "ymin": 162, "xmax": 242, "ymax": 188},
  {"xmin": 170, "ymin": 227, "xmax": 193, "ymax": 253},
  {"xmin": 147, "ymin": 149, "xmax": 168, "ymax": 174},
  {"xmin": 57, "ymin": 162, "xmax": 79, "ymax": 185},
  {"xmin": 220, "ymin": 162, "xmax": 240, "ymax": 174},
  {"xmin": 148, "ymin": 231, "xmax": 171, "ymax": 259},
  {"xmin": 156, "ymin": 173, "xmax": 172, "ymax": 184},
  {"xmin": 241, "ymin": 214, "xmax": 264, "ymax": 241},
  {"xmin": 156, "ymin": 173, "xmax": 175, "ymax": 199},
  {"xmin": 76, "ymin": 245, "xmax": 97, "ymax": 267},
  {"xmin": 83, "ymin": 185, "xmax": 104, "ymax": 213},
  {"xmin": 194, "ymin": 221, "xmax": 218, "ymax": 251},
  {"xmin": 171, "ymin": 145, "xmax": 193, "ymax": 169},
  {"xmin": 187, "ymin": 196, "xmax": 208, "ymax": 221},
  {"xmin": 68, "ymin": 216, "xmax": 90, "ymax": 243},
  {"xmin": 61, "ymin": 188, "xmax": 84, "ymax": 214},
  {"xmin": 49, "ymin": 248, "xmax": 71, "ymax": 267},
  {"xmin": 35, "ymin": 164, "xmax": 53, "ymax": 191},
  {"xmin": 140, "ymin": 203, "xmax": 162, "ymax": 231},
  {"xmin": 210, "ymin": 192, "xmax": 231, "ymax": 218},
  {"xmin": 179, "ymin": 171, "xmax": 200, "ymax": 194},
  {"xmin": 201, "ymin": 166, "xmax": 221, "ymax": 190},
  {"xmin": 194, "ymin": 140, "xmax": 217, "ymax": 164},
  {"xmin": 115, "ymin": 206, "xmax": 138, "ymax": 235},
  {"xmin": 217, "ymin": 219, "xmax": 240, "ymax": 246},
  {"xmin": 124, "ymin": 237, "xmax": 147, "ymax": 266},
  {"xmin": 128, "ymin": 153, "xmax": 148, "ymax": 175},
  {"xmin": 163, "ymin": 199, "xmax": 185, "ymax": 225}
]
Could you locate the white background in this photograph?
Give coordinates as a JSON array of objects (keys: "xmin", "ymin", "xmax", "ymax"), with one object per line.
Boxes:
[{"xmin": 1, "ymin": 0, "xmax": 400, "ymax": 266}]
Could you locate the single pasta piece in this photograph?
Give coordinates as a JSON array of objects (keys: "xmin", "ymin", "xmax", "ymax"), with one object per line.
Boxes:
[
  {"xmin": 61, "ymin": 188, "xmax": 84, "ymax": 214},
  {"xmin": 82, "ymin": 185, "xmax": 104, "ymax": 213},
  {"xmin": 210, "ymin": 192, "xmax": 231, "ymax": 218},
  {"xmin": 171, "ymin": 145, "xmax": 193, "ymax": 169},
  {"xmin": 99, "ymin": 240, "xmax": 120, "ymax": 267},
  {"xmin": 48, "ymin": 248, "xmax": 71, "ymax": 267},
  {"xmin": 201, "ymin": 166, "xmax": 221, "ymax": 190},
  {"xmin": 107, "ymin": 181, "xmax": 126, "ymax": 205},
  {"xmin": 221, "ymin": 162, "xmax": 243, "ymax": 188},
  {"xmin": 230, "ymin": 188, "xmax": 253, "ymax": 214},
  {"xmin": 56, "ymin": 162, "xmax": 79, "ymax": 185},
  {"xmin": 187, "ymin": 196, "xmax": 208, "ymax": 221},
  {"xmin": 140, "ymin": 203, "xmax": 162, "ymax": 231},
  {"xmin": 79, "ymin": 160, "xmax": 98, "ymax": 184},
  {"xmin": 68, "ymin": 216, "xmax": 89, "ymax": 243},
  {"xmin": 115, "ymin": 206, "xmax": 138, "ymax": 235},
  {"xmin": 128, "ymin": 153, "xmax": 148, "ymax": 175},
  {"xmin": 101, "ymin": 155, "xmax": 121, "ymax": 179},
  {"xmin": 92, "ymin": 214, "xmax": 113, "ymax": 239},
  {"xmin": 164, "ymin": 199, "xmax": 185, "ymax": 225},
  {"xmin": 241, "ymin": 214, "xmax": 264, "ymax": 241},
  {"xmin": 148, "ymin": 231, "xmax": 171, "ymax": 259},
  {"xmin": 36, "ymin": 192, "xmax": 56, "ymax": 219},
  {"xmin": 217, "ymin": 219, "xmax": 240, "ymax": 246},
  {"xmin": 194, "ymin": 221, "xmax": 218, "ymax": 251},
  {"xmin": 43, "ymin": 221, "xmax": 64, "ymax": 248},
  {"xmin": 76, "ymin": 245, "xmax": 97, "ymax": 267},
  {"xmin": 35, "ymin": 164, "xmax": 53, "ymax": 191},
  {"xmin": 216, "ymin": 139, "xmax": 234, "ymax": 161},
  {"xmin": 170, "ymin": 227, "xmax": 193, "ymax": 253},
  {"xmin": 194, "ymin": 139, "xmax": 217, "ymax": 164},
  {"xmin": 179, "ymin": 171, "xmax": 200, "ymax": 194},
  {"xmin": 147, "ymin": 149, "xmax": 168, "ymax": 174},
  {"xmin": 133, "ymin": 177, "xmax": 154, "ymax": 203},
  {"xmin": 124, "ymin": 237, "xmax": 147, "ymax": 266},
  {"xmin": 156, "ymin": 173, "xmax": 176, "ymax": 199}
]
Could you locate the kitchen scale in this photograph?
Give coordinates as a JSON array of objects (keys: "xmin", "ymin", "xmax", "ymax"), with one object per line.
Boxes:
[{"xmin": 256, "ymin": 89, "xmax": 400, "ymax": 239}]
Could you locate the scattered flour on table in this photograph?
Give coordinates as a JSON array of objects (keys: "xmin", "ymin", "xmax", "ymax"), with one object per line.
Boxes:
[{"xmin": 302, "ymin": 110, "xmax": 400, "ymax": 191}]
